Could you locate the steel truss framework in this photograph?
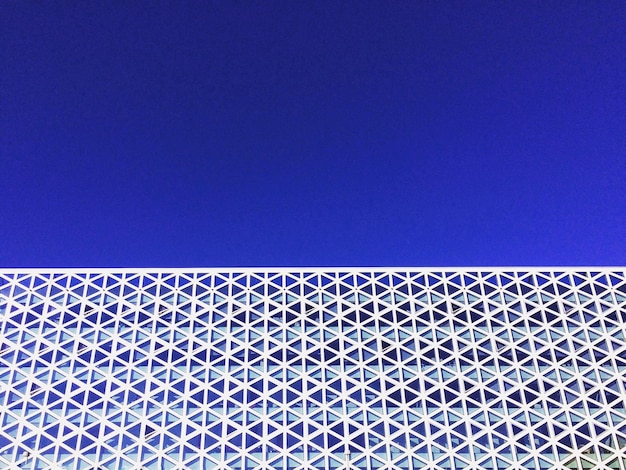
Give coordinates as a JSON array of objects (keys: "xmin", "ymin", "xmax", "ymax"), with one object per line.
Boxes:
[{"xmin": 1, "ymin": 268, "xmax": 626, "ymax": 470}]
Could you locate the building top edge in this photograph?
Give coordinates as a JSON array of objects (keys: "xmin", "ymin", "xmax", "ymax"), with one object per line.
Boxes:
[{"xmin": 1, "ymin": 266, "xmax": 625, "ymax": 274}]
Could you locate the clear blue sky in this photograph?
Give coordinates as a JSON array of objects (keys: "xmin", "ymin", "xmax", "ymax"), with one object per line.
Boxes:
[{"xmin": 1, "ymin": 2, "xmax": 624, "ymax": 267}]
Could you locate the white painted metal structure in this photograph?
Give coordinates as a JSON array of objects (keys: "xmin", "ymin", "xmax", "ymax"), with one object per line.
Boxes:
[{"xmin": 1, "ymin": 268, "xmax": 625, "ymax": 469}]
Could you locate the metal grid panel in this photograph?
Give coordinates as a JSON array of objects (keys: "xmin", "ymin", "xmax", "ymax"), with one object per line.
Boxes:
[{"xmin": 1, "ymin": 268, "xmax": 625, "ymax": 469}]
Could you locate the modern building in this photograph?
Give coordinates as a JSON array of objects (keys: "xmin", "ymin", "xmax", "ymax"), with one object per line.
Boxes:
[{"xmin": 1, "ymin": 268, "xmax": 625, "ymax": 470}]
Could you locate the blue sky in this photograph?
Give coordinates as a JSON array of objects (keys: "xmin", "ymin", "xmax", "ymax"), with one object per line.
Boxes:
[{"xmin": 1, "ymin": 2, "xmax": 624, "ymax": 267}]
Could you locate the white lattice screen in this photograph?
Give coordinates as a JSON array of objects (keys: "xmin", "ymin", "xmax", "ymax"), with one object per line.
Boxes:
[{"xmin": 1, "ymin": 268, "xmax": 626, "ymax": 469}]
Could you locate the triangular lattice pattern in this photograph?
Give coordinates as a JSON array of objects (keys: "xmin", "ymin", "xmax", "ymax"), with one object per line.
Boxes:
[{"xmin": 1, "ymin": 269, "xmax": 626, "ymax": 470}]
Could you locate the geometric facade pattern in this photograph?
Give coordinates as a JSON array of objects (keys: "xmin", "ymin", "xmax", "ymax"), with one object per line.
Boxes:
[{"xmin": 1, "ymin": 268, "xmax": 626, "ymax": 470}]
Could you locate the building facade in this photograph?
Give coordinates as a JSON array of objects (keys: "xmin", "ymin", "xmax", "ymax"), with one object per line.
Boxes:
[{"xmin": 1, "ymin": 268, "xmax": 625, "ymax": 470}]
